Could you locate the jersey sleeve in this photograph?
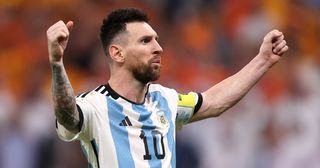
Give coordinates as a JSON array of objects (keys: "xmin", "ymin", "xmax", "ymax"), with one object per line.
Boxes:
[
  {"xmin": 56, "ymin": 92, "xmax": 96, "ymax": 142},
  {"xmin": 176, "ymin": 92, "xmax": 203, "ymax": 129}
]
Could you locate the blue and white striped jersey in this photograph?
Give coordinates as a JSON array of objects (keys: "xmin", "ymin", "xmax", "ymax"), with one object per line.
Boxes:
[{"xmin": 56, "ymin": 83, "xmax": 202, "ymax": 168}]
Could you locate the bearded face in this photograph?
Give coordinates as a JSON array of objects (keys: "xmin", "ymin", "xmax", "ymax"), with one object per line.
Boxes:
[
  {"xmin": 120, "ymin": 22, "xmax": 163, "ymax": 84},
  {"xmin": 130, "ymin": 58, "xmax": 160, "ymax": 84}
]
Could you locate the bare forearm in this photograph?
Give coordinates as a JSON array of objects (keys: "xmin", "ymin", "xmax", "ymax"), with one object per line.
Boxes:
[
  {"xmin": 51, "ymin": 62, "xmax": 79, "ymax": 133},
  {"xmin": 193, "ymin": 56, "xmax": 270, "ymax": 120},
  {"xmin": 215, "ymin": 56, "xmax": 269, "ymax": 104},
  {"xmin": 191, "ymin": 30, "xmax": 288, "ymax": 122}
]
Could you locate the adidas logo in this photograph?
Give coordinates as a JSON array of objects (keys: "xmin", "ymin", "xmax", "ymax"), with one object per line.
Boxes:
[{"xmin": 119, "ymin": 116, "xmax": 132, "ymax": 126}]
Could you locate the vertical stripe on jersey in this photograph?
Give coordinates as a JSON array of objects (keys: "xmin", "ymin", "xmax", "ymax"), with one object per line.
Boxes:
[
  {"xmin": 150, "ymin": 91, "xmax": 176, "ymax": 168},
  {"xmin": 132, "ymin": 104, "xmax": 162, "ymax": 168},
  {"xmin": 107, "ymin": 97, "xmax": 135, "ymax": 168},
  {"xmin": 90, "ymin": 139, "xmax": 100, "ymax": 168}
]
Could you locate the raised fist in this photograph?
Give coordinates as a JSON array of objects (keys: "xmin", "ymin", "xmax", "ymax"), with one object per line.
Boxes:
[
  {"xmin": 259, "ymin": 29, "xmax": 289, "ymax": 67},
  {"xmin": 47, "ymin": 20, "xmax": 73, "ymax": 63}
]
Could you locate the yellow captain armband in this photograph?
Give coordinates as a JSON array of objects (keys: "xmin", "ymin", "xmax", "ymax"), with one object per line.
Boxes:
[
  {"xmin": 176, "ymin": 92, "xmax": 198, "ymax": 129},
  {"xmin": 178, "ymin": 93, "xmax": 197, "ymax": 108}
]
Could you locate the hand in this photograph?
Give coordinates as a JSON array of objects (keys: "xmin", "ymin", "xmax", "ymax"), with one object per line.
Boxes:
[
  {"xmin": 47, "ymin": 20, "xmax": 73, "ymax": 63},
  {"xmin": 258, "ymin": 29, "xmax": 289, "ymax": 67}
]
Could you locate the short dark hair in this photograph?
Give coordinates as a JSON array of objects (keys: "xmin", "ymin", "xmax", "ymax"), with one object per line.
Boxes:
[{"xmin": 100, "ymin": 8, "xmax": 149, "ymax": 55}]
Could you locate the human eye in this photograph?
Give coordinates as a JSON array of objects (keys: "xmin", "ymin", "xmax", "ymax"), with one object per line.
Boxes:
[{"xmin": 141, "ymin": 37, "xmax": 151, "ymax": 44}]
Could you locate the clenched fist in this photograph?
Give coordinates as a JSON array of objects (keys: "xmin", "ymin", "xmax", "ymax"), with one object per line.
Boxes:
[
  {"xmin": 258, "ymin": 29, "xmax": 289, "ymax": 67},
  {"xmin": 47, "ymin": 20, "xmax": 73, "ymax": 63}
]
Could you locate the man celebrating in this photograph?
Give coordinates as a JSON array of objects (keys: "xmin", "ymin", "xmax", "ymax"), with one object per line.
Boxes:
[{"xmin": 47, "ymin": 8, "xmax": 288, "ymax": 168}]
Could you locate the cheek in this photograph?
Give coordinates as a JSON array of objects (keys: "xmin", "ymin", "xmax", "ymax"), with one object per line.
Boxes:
[{"xmin": 126, "ymin": 48, "xmax": 150, "ymax": 64}]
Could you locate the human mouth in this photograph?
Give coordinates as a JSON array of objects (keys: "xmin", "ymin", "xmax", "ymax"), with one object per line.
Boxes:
[{"xmin": 151, "ymin": 57, "xmax": 161, "ymax": 65}]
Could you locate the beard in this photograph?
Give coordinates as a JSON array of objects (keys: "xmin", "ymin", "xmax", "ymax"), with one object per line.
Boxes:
[{"xmin": 130, "ymin": 60, "xmax": 160, "ymax": 84}]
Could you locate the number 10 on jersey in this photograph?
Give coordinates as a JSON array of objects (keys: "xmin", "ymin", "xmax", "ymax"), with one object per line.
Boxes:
[{"xmin": 139, "ymin": 130, "xmax": 166, "ymax": 160}]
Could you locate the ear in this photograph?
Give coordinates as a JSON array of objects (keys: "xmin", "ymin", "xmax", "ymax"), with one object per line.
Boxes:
[{"xmin": 109, "ymin": 45, "xmax": 125, "ymax": 63}]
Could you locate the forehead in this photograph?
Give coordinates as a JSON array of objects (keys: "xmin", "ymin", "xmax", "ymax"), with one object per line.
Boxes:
[{"xmin": 125, "ymin": 22, "xmax": 158, "ymax": 39}]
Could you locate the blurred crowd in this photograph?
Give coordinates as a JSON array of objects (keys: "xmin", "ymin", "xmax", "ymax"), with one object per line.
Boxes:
[{"xmin": 0, "ymin": 0, "xmax": 320, "ymax": 168}]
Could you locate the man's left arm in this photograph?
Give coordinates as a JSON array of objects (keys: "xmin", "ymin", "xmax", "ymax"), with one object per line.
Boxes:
[{"xmin": 190, "ymin": 30, "xmax": 288, "ymax": 122}]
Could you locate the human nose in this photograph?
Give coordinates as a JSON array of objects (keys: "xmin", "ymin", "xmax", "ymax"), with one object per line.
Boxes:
[{"xmin": 153, "ymin": 40, "xmax": 163, "ymax": 55}]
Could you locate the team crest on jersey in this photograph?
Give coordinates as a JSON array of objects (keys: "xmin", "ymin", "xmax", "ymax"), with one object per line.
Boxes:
[{"xmin": 156, "ymin": 111, "xmax": 169, "ymax": 128}]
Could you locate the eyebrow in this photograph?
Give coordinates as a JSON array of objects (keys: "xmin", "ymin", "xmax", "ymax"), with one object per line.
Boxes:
[{"xmin": 138, "ymin": 34, "xmax": 159, "ymax": 41}]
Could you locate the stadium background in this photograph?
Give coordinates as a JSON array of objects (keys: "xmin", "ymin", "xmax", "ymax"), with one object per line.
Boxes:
[{"xmin": 0, "ymin": 0, "xmax": 320, "ymax": 167}]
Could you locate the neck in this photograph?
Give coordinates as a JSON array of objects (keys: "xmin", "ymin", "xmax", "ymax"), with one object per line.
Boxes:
[{"xmin": 108, "ymin": 73, "xmax": 148, "ymax": 104}]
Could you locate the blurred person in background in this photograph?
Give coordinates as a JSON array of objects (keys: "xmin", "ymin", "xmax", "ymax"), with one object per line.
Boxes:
[{"xmin": 46, "ymin": 7, "xmax": 288, "ymax": 168}]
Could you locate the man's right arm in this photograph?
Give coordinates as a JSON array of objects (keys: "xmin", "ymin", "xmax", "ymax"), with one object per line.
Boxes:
[{"xmin": 47, "ymin": 20, "xmax": 80, "ymax": 134}]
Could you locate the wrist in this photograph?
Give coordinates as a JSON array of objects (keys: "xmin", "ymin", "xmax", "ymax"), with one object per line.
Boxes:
[
  {"xmin": 250, "ymin": 55, "xmax": 272, "ymax": 75},
  {"xmin": 48, "ymin": 47, "xmax": 64, "ymax": 64},
  {"xmin": 50, "ymin": 59, "xmax": 64, "ymax": 67},
  {"xmin": 255, "ymin": 53, "xmax": 274, "ymax": 67}
]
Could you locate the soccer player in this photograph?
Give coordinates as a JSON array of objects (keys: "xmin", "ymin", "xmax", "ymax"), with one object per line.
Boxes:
[{"xmin": 47, "ymin": 8, "xmax": 288, "ymax": 168}]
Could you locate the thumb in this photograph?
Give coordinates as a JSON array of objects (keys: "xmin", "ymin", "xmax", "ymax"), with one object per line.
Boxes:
[
  {"xmin": 66, "ymin": 21, "xmax": 74, "ymax": 32},
  {"xmin": 264, "ymin": 29, "xmax": 282, "ymax": 43}
]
